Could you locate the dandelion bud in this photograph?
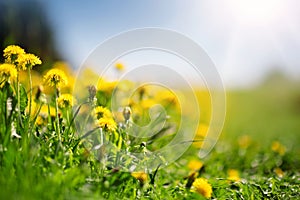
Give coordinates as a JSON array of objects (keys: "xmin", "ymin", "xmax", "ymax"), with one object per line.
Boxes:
[
  {"xmin": 138, "ymin": 87, "xmax": 146, "ymax": 100},
  {"xmin": 35, "ymin": 85, "xmax": 44, "ymax": 102},
  {"xmin": 131, "ymin": 172, "xmax": 148, "ymax": 186},
  {"xmin": 123, "ymin": 106, "xmax": 132, "ymax": 122},
  {"xmin": 88, "ymin": 85, "xmax": 97, "ymax": 102}
]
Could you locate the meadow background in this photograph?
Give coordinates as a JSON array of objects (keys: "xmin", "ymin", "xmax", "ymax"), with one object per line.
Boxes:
[{"xmin": 0, "ymin": 1, "xmax": 300, "ymax": 199}]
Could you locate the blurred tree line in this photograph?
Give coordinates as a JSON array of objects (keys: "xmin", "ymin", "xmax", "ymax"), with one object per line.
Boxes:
[{"xmin": 0, "ymin": 0, "xmax": 60, "ymax": 72}]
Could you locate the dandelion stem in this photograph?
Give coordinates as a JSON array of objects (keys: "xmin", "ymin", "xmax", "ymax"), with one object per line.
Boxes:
[
  {"xmin": 28, "ymin": 68, "xmax": 33, "ymax": 123},
  {"xmin": 16, "ymin": 72, "xmax": 23, "ymax": 128},
  {"xmin": 100, "ymin": 128, "xmax": 103, "ymax": 145},
  {"xmin": 55, "ymin": 89, "xmax": 61, "ymax": 151}
]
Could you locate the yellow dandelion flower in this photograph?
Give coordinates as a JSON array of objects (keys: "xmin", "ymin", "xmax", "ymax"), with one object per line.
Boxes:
[
  {"xmin": 40, "ymin": 104, "xmax": 56, "ymax": 117},
  {"xmin": 140, "ymin": 99, "xmax": 156, "ymax": 109},
  {"xmin": 97, "ymin": 78, "xmax": 118, "ymax": 94},
  {"xmin": 238, "ymin": 135, "xmax": 252, "ymax": 149},
  {"xmin": 16, "ymin": 53, "xmax": 42, "ymax": 70},
  {"xmin": 35, "ymin": 114, "xmax": 47, "ymax": 126},
  {"xmin": 51, "ymin": 62, "xmax": 75, "ymax": 92},
  {"xmin": 228, "ymin": 169, "xmax": 240, "ymax": 182},
  {"xmin": 43, "ymin": 69, "xmax": 68, "ymax": 88},
  {"xmin": 193, "ymin": 124, "xmax": 209, "ymax": 148},
  {"xmin": 131, "ymin": 172, "xmax": 148, "ymax": 183},
  {"xmin": 114, "ymin": 62, "xmax": 125, "ymax": 71},
  {"xmin": 0, "ymin": 63, "xmax": 17, "ymax": 88},
  {"xmin": 274, "ymin": 167, "xmax": 284, "ymax": 178},
  {"xmin": 57, "ymin": 94, "xmax": 75, "ymax": 109},
  {"xmin": 271, "ymin": 141, "xmax": 286, "ymax": 156},
  {"xmin": 131, "ymin": 104, "xmax": 143, "ymax": 118},
  {"xmin": 155, "ymin": 90, "xmax": 178, "ymax": 107},
  {"xmin": 188, "ymin": 159, "xmax": 203, "ymax": 171},
  {"xmin": 53, "ymin": 61, "xmax": 72, "ymax": 74},
  {"xmin": 191, "ymin": 178, "xmax": 213, "ymax": 198},
  {"xmin": 3, "ymin": 45, "xmax": 25, "ymax": 63},
  {"xmin": 94, "ymin": 106, "xmax": 112, "ymax": 119},
  {"xmin": 97, "ymin": 117, "xmax": 117, "ymax": 132}
]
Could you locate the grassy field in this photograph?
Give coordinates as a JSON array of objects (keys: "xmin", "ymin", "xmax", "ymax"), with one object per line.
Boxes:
[{"xmin": 0, "ymin": 45, "xmax": 299, "ymax": 199}]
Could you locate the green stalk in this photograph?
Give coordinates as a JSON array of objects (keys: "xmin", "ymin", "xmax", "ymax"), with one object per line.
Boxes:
[
  {"xmin": 28, "ymin": 68, "xmax": 33, "ymax": 122},
  {"xmin": 65, "ymin": 108, "xmax": 71, "ymax": 139},
  {"xmin": 66, "ymin": 108, "xmax": 70, "ymax": 127},
  {"xmin": 16, "ymin": 72, "xmax": 23, "ymax": 128},
  {"xmin": 55, "ymin": 88, "xmax": 62, "ymax": 152}
]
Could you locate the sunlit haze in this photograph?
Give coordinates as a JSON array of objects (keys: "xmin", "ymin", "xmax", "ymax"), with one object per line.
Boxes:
[{"xmin": 43, "ymin": 0, "xmax": 300, "ymax": 87}]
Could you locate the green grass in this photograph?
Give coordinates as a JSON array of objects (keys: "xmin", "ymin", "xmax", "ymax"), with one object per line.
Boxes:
[{"xmin": 1, "ymin": 84, "xmax": 299, "ymax": 199}]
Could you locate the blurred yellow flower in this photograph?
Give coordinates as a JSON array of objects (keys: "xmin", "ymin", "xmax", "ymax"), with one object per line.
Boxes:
[
  {"xmin": 191, "ymin": 178, "xmax": 212, "ymax": 198},
  {"xmin": 271, "ymin": 141, "xmax": 286, "ymax": 156},
  {"xmin": 228, "ymin": 169, "xmax": 240, "ymax": 182},
  {"xmin": 3, "ymin": 45, "xmax": 25, "ymax": 64},
  {"xmin": 52, "ymin": 61, "xmax": 75, "ymax": 92},
  {"xmin": 188, "ymin": 159, "xmax": 203, "ymax": 171},
  {"xmin": 193, "ymin": 124, "xmax": 209, "ymax": 148},
  {"xmin": 140, "ymin": 99, "xmax": 156, "ymax": 109},
  {"xmin": 17, "ymin": 53, "xmax": 42, "ymax": 70},
  {"xmin": 35, "ymin": 114, "xmax": 47, "ymax": 126},
  {"xmin": 112, "ymin": 111, "xmax": 125, "ymax": 123},
  {"xmin": 155, "ymin": 90, "xmax": 178, "ymax": 107},
  {"xmin": 114, "ymin": 62, "xmax": 125, "ymax": 71},
  {"xmin": 195, "ymin": 90, "xmax": 211, "ymax": 123},
  {"xmin": 40, "ymin": 104, "xmax": 56, "ymax": 117},
  {"xmin": 57, "ymin": 94, "xmax": 75, "ymax": 109},
  {"xmin": 274, "ymin": 167, "xmax": 284, "ymax": 178},
  {"xmin": 19, "ymin": 70, "xmax": 43, "ymax": 89},
  {"xmin": 34, "ymin": 104, "xmax": 57, "ymax": 125},
  {"xmin": 130, "ymin": 104, "xmax": 143, "ymax": 118},
  {"xmin": 238, "ymin": 135, "xmax": 252, "ymax": 149},
  {"xmin": 0, "ymin": 63, "xmax": 17, "ymax": 88},
  {"xmin": 131, "ymin": 171, "xmax": 148, "ymax": 183},
  {"xmin": 43, "ymin": 69, "xmax": 68, "ymax": 88},
  {"xmin": 97, "ymin": 117, "xmax": 117, "ymax": 132},
  {"xmin": 94, "ymin": 106, "xmax": 112, "ymax": 119},
  {"xmin": 97, "ymin": 79, "xmax": 118, "ymax": 94},
  {"xmin": 53, "ymin": 61, "xmax": 72, "ymax": 75}
]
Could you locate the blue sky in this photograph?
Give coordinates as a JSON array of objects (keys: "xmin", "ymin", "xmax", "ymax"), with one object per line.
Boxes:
[{"xmin": 43, "ymin": 0, "xmax": 300, "ymax": 87}]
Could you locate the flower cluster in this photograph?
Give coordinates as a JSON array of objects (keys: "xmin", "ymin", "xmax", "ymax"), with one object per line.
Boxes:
[
  {"xmin": 17, "ymin": 53, "xmax": 42, "ymax": 70},
  {"xmin": 3, "ymin": 45, "xmax": 41, "ymax": 70},
  {"xmin": 1, "ymin": 45, "xmax": 42, "ymax": 88}
]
